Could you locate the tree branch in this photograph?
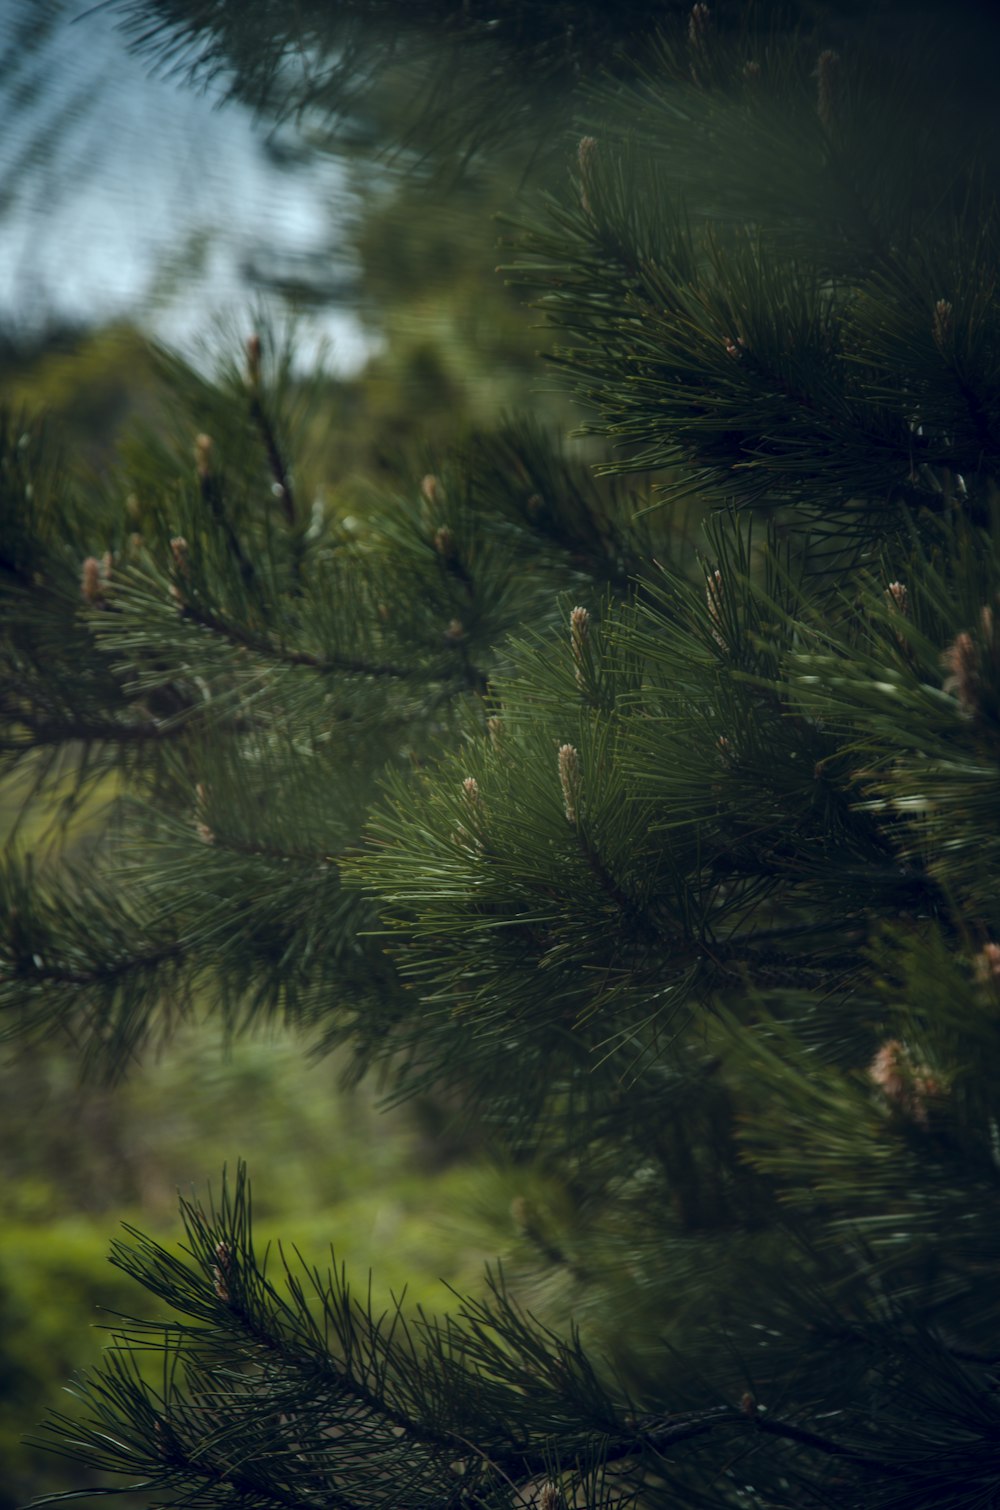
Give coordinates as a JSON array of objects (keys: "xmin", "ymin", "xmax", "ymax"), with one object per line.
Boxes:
[{"xmin": 178, "ymin": 598, "xmax": 421, "ymax": 679}]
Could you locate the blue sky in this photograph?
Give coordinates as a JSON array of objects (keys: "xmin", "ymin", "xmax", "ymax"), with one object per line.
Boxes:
[{"xmin": 0, "ymin": 0, "xmax": 374, "ymax": 370}]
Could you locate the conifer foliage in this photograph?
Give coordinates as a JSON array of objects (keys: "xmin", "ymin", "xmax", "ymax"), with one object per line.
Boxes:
[{"xmin": 5, "ymin": 3, "xmax": 1000, "ymax": 1506}]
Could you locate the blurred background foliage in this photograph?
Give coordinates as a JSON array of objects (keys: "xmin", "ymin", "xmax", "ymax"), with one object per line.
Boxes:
[
  {"xmin": 0, "ymin": 1004, "xmax": 525, "ymax": 1506},
  {"xmin": 0, "ymin": 766, "xmax": 536, "ymax": 1505},
  {"xmin": 0, "ymin": 8, "xmax": 566, "ymax": 1503},
  {"xmin": 0, "ymin": 161, "xmax": 549, "ymax": 496},
  {"xmin": 0, "ymin": 399, "xmax": 546, "ymax": 1499},
  {"xmin": 0, "ymin": 686, "xmax": 516, "ymax": 1507}
]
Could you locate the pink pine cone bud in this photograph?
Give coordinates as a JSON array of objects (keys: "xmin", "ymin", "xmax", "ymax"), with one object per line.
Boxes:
[
  {"xmin": 577, "ymin": 136, "xmax": 597, "ymax": 216},
  {"xmin": 558, "ymin": 743, "xmax": 580, "ymax": 825},
  {"xmin": 869, "ymin": 1039, "xmax": 941, "ymax": 1128},
  {"xmin": 81, "ymin": 556, "xmax": 103, "ymax": 603},
  {"xmin": 942, "ymin": 631, "xmax": 977, "ymax": 712},
  {"xmin": 975, "ymin": 942, "xmax": 1000, "ymax": 982}
]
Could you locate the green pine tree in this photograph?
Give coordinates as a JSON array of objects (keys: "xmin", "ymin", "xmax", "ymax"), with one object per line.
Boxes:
[{"xmin": 4, "ymin": 3, "xmax": 1000, "ymax": 1505}]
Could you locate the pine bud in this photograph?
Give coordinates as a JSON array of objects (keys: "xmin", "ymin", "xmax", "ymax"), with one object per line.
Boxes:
[
  {"xmin": 885, "ymin": 581, "xmax": 908, "ymax": 615},
  {"xmin": 932, "ymin": 299, "xmax": 953, "ymax": 349},
  {"xmin": 421, "ymin": 474, "xmax": 442, "ymax": 507},
  {"xmin": 487, "ymin": 715, "xmax": 504, "ymax": 750},
  {"xmin": 194, "ymin": 782, "xmax": 214, "ymax": 844},
  {"xmin": 688, "ymin": 4, "xmax": 711, "ymax": 83},
  {"xmin": 742, "ymin": 59, "xmax": 761, "ymax": 80},
  {"xmin": 452, "ymin": 776, "xmax": 485, "ymax": 852},
  {"xmin": 558, "ymin": 743, "xmax": 581, "ymax": 825},
  {"xmin": 212, "ymin": 1240, "xmax": 231, "ymax": 1302},
  {"xmin": 869, "ymin": 1039, "xmax": 907, "ymax": 1102},
  {"xmin": 444, "ymin": 618, "xmax": 465, "ymax": 643},
  {"xmin": 434, "ymin": 525, "xmax": 456, "ymax": 560},
  {"xmin": 80, "ymin": 556, "xmax": 103, "ymax": 604},
  {"xmin": 884, "ymin": 581, "xmax": 909, "ymax": 648},
  {"xmin": 577, "ymin": 136, "xmax": 598, "ymax": 217},
  {"xmin": 942, "ymin": 631, "xmax": 977, "ymax": 712},
  {"xmin": 171, "ymin": 536, "xmax": 189, "ymax": 574},
  {"xmin": 539, "ymin": 1483, "xmax": 561, "ymax": 1510},
  {"xmin": 706, "ymin": 568, "xmax": 727, "ymax": 649},
  {"xmin": 975, "ymin": 942, "xmax": 1000, "ymax": 982},
  {"xmin": 688, "ymin": 3, "xmax": 711, "ymax": 49},
  {"xmin": 741, "ymin": 1391, "xmax": 757, "ymax": 1417},
  {"xmin": 194, "ymin": 433, "xmax": 214, "ymax": 479},
  {"xmin": 570, "ymin": 605, "xmax": 590, "ymax": 688},
  {"xmin": 816, "ymin": 49, "xmax": 840, "ymax": 133},
  {"xmin": 868, "ymin": 1039, "xmax": 940, "ymax": 1128}
]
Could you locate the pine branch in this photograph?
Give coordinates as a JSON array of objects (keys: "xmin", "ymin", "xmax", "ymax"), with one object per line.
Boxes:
[
  {"xmin": 175, "ymin": 596, "xmax": 419, "ymax": 679},
  {"xmin": 0, "ymin": 708, "xmax": 190, "ymax": 748},
  {"xmin": 40, "ymin": 1168, "xmax": 978, "ymax": 1508}
]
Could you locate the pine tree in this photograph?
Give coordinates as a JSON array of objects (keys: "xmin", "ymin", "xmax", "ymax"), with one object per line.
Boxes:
[{"xmin": 5, "ymin": 3, "xmax": 1000, "ymax": 1506}]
